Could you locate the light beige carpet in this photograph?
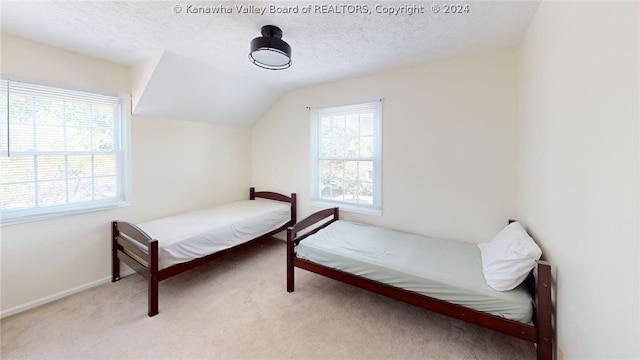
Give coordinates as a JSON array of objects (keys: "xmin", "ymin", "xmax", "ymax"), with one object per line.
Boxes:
[{"xmin": 1, "ymin": 238, "xmax": 535, "ymax": 359}]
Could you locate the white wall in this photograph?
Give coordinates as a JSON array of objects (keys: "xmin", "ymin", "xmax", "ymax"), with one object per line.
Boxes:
[
  {"xmin": 518, "ymin": 2, "xmax": 639, "ymax": 359},
  {"xmin": 252, "ymin": 49, "xmax": 519, "ymax": 243},
  {"xmin": 0, "ymin": 34, "xmax": 252, "ymax": 314}
]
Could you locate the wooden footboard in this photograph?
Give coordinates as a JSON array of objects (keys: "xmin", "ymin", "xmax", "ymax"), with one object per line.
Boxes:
[
  {"xmin": 112, "ymin": 187, "xmax": 296, "ymax": 317},
  {"xmin": 286, "ymin": 208, "xmax": 553, "ymax": 360},
  {"xmin": 111, "ymin": 220, "xmax": 160, "ymax": 316}
]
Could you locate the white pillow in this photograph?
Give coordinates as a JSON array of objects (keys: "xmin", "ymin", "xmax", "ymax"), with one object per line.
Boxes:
[{"xmin": 477, "ymin": 221, "xmax": 542, "ymax": 291}]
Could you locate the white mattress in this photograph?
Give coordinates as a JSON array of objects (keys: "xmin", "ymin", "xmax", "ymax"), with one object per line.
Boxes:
[
  {"xmin": 137, "ymin": 199, "xmax": 290, "ymax": 269},
  {"xmin": 295, "ymin": 220, "xmax": 534, "ymax": 323}
]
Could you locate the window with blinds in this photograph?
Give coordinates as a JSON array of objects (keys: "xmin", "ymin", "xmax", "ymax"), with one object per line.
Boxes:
[
  {"xmin": 0, "ymin": 79, "xmax": 130, "ymax": 224},
  {"xmin": 310, "ymin": 100, "xmax": 382, "ymax": 215}
]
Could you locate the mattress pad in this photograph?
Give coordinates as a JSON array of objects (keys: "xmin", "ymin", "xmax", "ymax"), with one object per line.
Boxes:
[
  {"xmin": 296, "ymin": 220, "xmax": 533, "ymax": 323},
  {"xmin": 137, "ymin": 199, "xmax": 290, "ymax": 269}
]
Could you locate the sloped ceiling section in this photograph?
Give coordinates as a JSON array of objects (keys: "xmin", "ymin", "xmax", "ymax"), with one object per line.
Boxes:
[
  {"xmin": 131, "ymin": 51, "xmax": 163, "ymax": 113},
  {"xmin": 132, "ymin": 51, "xmax": 281, "ymax": 126}
]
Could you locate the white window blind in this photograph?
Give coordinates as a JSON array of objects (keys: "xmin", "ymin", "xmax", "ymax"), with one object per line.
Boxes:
[
  {"xmin": 0, "ymin": 79, "xmax": 130, "ymax": 224},
  {"xmin": 310, "ymin": 100, "xmax": 382, "ymax": 215}
]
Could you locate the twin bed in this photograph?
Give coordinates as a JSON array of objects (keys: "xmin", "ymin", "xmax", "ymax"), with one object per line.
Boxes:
[
  {"xmin": 287, "ymin": 207, "xmax": 553, "ymax": 360},
  {"xmin": 112, "ymin": 190, "xmax": 552, "ymax": 359},
  {"xmin": 111, "ymin": 188, "xmax": 297, "ymax": 316}
]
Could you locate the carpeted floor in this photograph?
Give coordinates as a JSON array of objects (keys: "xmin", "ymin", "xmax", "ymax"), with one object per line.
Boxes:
[{"xmin": 0, "ymin": 238, "xmax": 535, "ymax": 359}]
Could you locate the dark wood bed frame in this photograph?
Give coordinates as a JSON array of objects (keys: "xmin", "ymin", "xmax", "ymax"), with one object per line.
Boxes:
[
  {"xmin": 287, "ymin": 208, "xmax": 553, "ymax": 360},
  {"xmin": 112, "ymin": 187, "xmax": 296, "ymax": 317}
]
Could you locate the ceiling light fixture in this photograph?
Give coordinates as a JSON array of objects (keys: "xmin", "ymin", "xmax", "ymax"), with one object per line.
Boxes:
[{"xmin": 249, "ymin": 25, "xmax": 292, "ymax": 70}]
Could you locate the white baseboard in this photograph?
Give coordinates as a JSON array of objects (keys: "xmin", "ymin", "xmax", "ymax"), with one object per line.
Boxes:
[{"xmin": 1, "ymin": 269, "xmax": 135, "ymax": 319}]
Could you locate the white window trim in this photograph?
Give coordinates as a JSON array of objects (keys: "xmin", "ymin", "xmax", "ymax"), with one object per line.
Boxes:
[
  {"xmin": 310, "ymin": 100, "xmax": 382, "ymax": 216},
  {"xmin": 0, "ymin": 77, "xmax": 132, "ymax": 225}
]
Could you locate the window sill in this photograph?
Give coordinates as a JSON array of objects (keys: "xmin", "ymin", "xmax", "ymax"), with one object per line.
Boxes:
[
  {"xmin": 311, "ymin": 200, "xmax": 381, "ymax": 217},
  {"xmin": 0, "ymin": 201, "xmax": 131, "ymax": 226}
]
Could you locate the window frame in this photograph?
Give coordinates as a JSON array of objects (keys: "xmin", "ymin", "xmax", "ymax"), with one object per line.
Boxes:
[
  {"xmin": 310, "ymin": 100, "xmax": 382, "ymax": 216},
  {"xmin": 0, "ymin": 77, "xmax": 132, "ymax": 225}
]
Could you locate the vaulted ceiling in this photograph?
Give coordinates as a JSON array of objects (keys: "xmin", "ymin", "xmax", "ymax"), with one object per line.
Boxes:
[{"xmin": 1, "ymin": 1, "xmax": 540, "ymax": 126}]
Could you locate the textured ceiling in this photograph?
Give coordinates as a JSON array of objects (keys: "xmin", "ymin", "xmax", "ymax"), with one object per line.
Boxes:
[{"xmin": 0, "ymin": 0, "xmax": 540, "ymax": 126}]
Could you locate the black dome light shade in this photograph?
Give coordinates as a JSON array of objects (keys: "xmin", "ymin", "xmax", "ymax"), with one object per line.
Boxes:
[{"xmin": 249, "ymin": 25, "xmax": 292, "ymax": 70}]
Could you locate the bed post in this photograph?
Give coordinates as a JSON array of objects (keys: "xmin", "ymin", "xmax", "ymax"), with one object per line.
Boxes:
[
  {"xmin": 149, "ymin": 240, "xmax": 159, "ymax": 317},
  {"xmin": 290, "ymin": 193, "xmax": 297, "ymax": 224},
  {"xmin": 111, "ymin": 221, "xmax": 121, "ymax": 282},
  {"xmin": 249, "ymin": 187, "xmax": 255, "ymax": 200},
  {"xmin": 286, "ymin": 226, "xmax": 295, "ymax": 292},
  {"xmin": 536, "ymin": 260, "xmax": 553, "ymax": 360}
]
